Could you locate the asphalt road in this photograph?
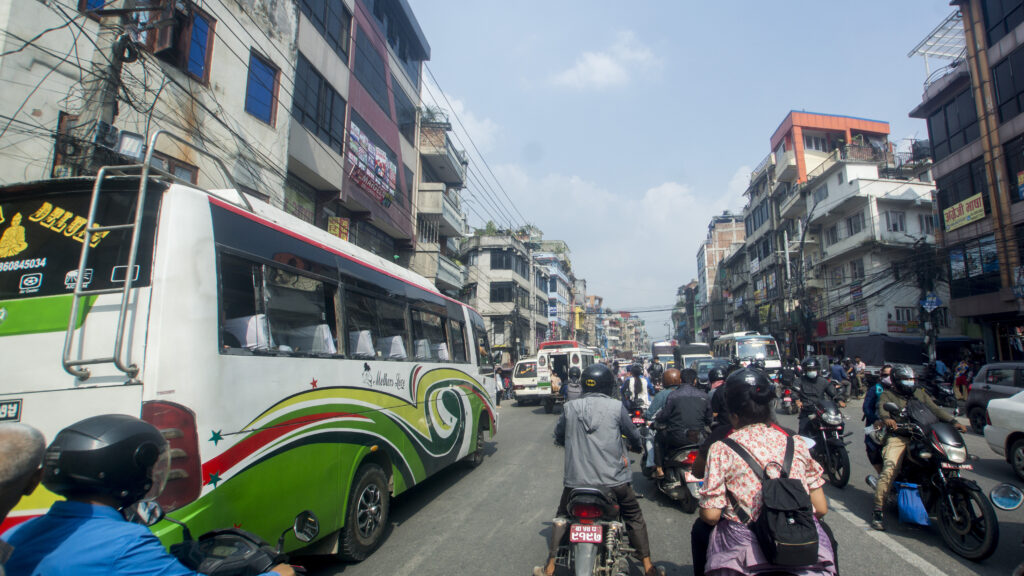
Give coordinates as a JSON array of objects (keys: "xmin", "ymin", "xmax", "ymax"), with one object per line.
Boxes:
[{"xmin": 307, "ymin": 396, "xmax": 1023, "ymax": 576}]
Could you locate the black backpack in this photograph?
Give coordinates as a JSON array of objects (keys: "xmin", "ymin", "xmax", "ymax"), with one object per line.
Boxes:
[{"xmin": 722, "ymin": 436, "xmax": 820, "ymax": 567}]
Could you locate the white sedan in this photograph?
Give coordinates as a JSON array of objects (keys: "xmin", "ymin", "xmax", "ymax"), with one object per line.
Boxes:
[{"xmin": 984, "ymin": 390, "xmax": 1024, "ymax": 481}]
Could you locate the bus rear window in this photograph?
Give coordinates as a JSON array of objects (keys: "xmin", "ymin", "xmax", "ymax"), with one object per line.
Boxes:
[{"xmin": 0, "ymin": 185, "xmax": 159, "ymax": 300}]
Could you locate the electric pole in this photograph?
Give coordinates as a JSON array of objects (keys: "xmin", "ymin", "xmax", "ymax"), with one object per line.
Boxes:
[{"xmin": 69, "ymin": 0, "xmax": 130, "ymax": 175}]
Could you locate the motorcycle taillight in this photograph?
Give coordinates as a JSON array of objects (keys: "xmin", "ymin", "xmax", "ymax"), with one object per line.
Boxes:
[
  {"xmin": 683, "ymin": 451, "xmax": 697, "ymax": 465},
  {"xmin": 570, "ymin": 503, "xmax": 603, "ymax": 521},
  {"xmin": 142, "ymin": 401, "xmax": 201, "ymax": 512}
]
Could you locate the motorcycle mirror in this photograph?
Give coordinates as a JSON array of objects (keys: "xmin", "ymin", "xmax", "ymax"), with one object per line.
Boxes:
[
  {"xmin": 292, "ymin": 510, "xmax": 320, "ymax": 543},
  {"xmin": 882, "ymin": 402, "xmax": 900, "ymax": 415},
  {"xmin": 989, "ymin": 483, "xmax": 1024, "ymax": 511},
  {"xmin": 124, "ymin": 500, "xmax": 165, "ymax": 527}
]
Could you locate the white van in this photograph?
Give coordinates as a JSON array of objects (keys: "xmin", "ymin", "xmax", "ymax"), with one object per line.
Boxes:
[
  {"xmin": 712, "ymin": 332, "xmax": 782, "ymax": 380},
  {"xmin": 536, "ymin": 340, "xmax": 596, "ymax": 413}
]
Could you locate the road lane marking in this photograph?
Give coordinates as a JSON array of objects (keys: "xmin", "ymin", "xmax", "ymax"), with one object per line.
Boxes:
[{"xmin": 827, "ymin": 498, "xmax": 945, "ymax": 576}]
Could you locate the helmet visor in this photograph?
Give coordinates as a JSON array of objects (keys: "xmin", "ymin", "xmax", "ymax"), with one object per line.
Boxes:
[{"xmin": 142, "ymin": 445, "xmax": 171, "ymax": 502}]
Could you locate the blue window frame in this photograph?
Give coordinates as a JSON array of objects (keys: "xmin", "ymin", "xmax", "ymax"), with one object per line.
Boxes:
[
  {"xmin": 245, "ymin": 51, "xmax": 278, "ymax": 125},
  {"xmin": 187, "ymin": 12, "xmax": 213, "ymax": 81},
  {"xmin": 82, "ymin": 0, "xmax": 105, "ymax": 10}
]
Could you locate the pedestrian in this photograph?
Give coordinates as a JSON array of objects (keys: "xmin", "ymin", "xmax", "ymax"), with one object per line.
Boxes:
[
  {"xmin": 0, "ymin": 423, "xmax": 46, "ymax": 576},
  {"xmin": 953, "ymin": 355, "xmax": 971, "ymax": 401},
  {"xmin": 493, "ymin": 367, "xmax": 503, "ymax": 407}
]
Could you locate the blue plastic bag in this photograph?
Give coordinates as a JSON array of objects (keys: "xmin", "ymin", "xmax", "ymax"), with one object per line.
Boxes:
[{"xmin": 896, "ymin": 482, "xmax": 930, "ymax": 526}]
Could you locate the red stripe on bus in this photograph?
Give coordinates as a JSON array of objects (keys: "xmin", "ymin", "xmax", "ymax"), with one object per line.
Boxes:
[
  {"xmin": 1, "ymin": 513, "xmax": 38, "ymax": 533},
  {"xmin": 201, "ymin": 411, "xmax": 369, "ymax": 483}
]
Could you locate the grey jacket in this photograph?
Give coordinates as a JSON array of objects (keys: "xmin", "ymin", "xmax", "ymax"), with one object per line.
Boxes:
[{"xmin": 555, "ymin": 393, "xmax": 641, "ymax": 488}]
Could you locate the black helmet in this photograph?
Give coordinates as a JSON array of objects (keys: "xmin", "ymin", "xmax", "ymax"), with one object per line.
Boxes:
[
  {"xmin": 801, "ymin": 357, "xmax": 820, "ymax": 379},
  {"xmin": 892, "ymin": 365, "xmax": 917, "ymax": 396},
  {"xmin": 42, "ymin": 414, "xmax": 170, "ymax": 508},
  {"xmin": 581, "ymin": 364, "xmax": 615, "ymax": 396},
  {"xmin": 630, "ymin": 364, "xmax": 642, "ymax": 376},
  {"xmin": 725, "ymin": 367, "xmax": 771, "ymax": 389},
  {"xmin": 708, "ymin": 366, "xmax": 727, "ymax": 383},
  {"xmin": 568, "ymin": 366, "xmax": 581, "ymax": 380}
]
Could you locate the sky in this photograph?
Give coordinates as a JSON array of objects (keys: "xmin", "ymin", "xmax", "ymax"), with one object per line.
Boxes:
[{"xmin": 408, "ymin": 0, "xmax": 955, "ymax": 340}]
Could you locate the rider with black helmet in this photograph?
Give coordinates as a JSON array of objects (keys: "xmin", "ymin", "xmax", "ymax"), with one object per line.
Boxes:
[
  {"xmin": 2, "ymin": 415, "xmax": 293, "ymax": 576},
  {"xmin": 562, "ymin": 365, "xmax": 583, "ymax": 403},
  {"xmin": 535, "ymin": 364, "xmax": 663, "ymax": 576},
  {"xmin": 707, "ymin": 366, "xmax": 730, "ymax": 426},
  {"xmin": 870, "ymin": 365, "xmax": 966, "ymax": 531},
  {"xmin": 795, "ymin": 357, "xmax": 845, "ymax": 436}
]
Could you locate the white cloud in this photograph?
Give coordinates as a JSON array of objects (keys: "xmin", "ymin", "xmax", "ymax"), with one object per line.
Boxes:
[
  {"xmin": 551, "ymin": 31, "xmax": 657, "ymax": 90},
  {"xmin": 420, "ymin": 76, "xmax": 501, "ymax": 153}
]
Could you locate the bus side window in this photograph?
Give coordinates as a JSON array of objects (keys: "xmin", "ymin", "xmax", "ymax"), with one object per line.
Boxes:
[
  {"xmin": 218, "ymin": 253, "xmax": 268, "ymax": 351},
  {"xmin": 263, "ymin": 266, "xmax": 337, "ymax": 355},
  {"xmin": 376, "ymin": 298, "xmax": 409, "ymax": 360},
  {"xmin": 448, "ymin": 319, "xmax": 468, "ymax": 363},
  {"xmin": 343, "ymin": 290, "xmax": 379, "ymax": 358},
  {"xmin": 411, "ymin": 309, "xmax": 446, "ymax": 361}
]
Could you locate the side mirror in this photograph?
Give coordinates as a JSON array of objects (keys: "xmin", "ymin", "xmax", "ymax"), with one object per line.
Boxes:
[
  {"xmin": 989, "ymin": 483, "xmax": 1024, "ymax": 511},
  {"xmin": 882, "ymin": 402, "xmax": 901, "ymax": 416},
  {"xmin": 292, "ymin": 510, "xmax": 320, "ymax": 543},
  {"xmin": 125, "ymin": 500, "xmax": 165, "ymax": 527}
]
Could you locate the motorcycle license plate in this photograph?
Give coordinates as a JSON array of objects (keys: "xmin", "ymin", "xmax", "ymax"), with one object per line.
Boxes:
[
  {"xmin": 569, "ymin": 524, "xmax": 603, "ymax": 544},
  {"xmin": 631, "ymin": 416, "xmax": 645, "ymax": 424},
  {"xmin": 941, "ymin": 462, "xmax": 973, "ymax": 470}
]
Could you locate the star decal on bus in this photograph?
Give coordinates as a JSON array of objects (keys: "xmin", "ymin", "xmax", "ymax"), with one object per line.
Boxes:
[
  {"xmin": 206, "ymin": 472, "xmax": 222, "ymax": 488},
  {"xmin": 209, "ymin": 430, "xmax": 223, "ymax": 445},
  {"xmin": 310, "ymin": 378, "xmax": 318, "ymax": 389}
]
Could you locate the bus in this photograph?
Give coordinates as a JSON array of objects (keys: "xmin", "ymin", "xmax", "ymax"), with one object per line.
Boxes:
[
  {"xmin": 651, "ymin": 339, "xmax": 678, "ymax": 367},
  {"xmin": 712, "ymin": 331, "xmax": 782, "ymax": 380},
  {"xmin": 0, "ymin": 168, "xmax": 497, "ymax": 561}
]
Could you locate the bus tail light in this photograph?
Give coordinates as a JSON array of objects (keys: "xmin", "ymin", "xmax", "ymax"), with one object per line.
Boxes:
[{"xmin": 142, "ymin": 401, "xmax": 201, "ymax": 512}]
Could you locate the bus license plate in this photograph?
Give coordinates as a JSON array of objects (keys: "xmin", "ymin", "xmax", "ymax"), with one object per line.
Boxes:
[
  {"xmin": 941, "ymin": 462, "xmax": 973, "ymax": 470},
  {"xmin": 569, "ymin": 524, "xmax": 602, "ymax": 544},
  {"xmin": 631, "ymin": 416, "xmax": 645, "ymax": 424},
  {"xmin": 0, "ymin": 399, "xmax": 21, "ymax": 422}
]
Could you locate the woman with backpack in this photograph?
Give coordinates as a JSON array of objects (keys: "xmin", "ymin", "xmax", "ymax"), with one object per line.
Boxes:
[{"xmin": 698, "ymin": 371, "xmax": 837, "ymax": 575}]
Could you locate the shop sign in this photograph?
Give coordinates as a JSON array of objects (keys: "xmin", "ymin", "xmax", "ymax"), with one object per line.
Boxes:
[
  {"xmin": 327, "ymin": 217, "xmax": 350, "ymax": 241},
  {"xmin": 943, "ymin": 192, "xmax": 985, "ymax": 232},
  {"xmin": 850, "ymin": 282, "xmax": 862, "ymax": 300},
  {"xmin": 750, "ymin": 257, "xmax": 760, "ymax": 273},
  {"xmin": 888, "ymin": 319, "xmax": 920, "ymax": 333},
  {"xmin": 834, "ymin": 305, "xmax": 869, "ymax": 335},
  {"xmin": 347, "ymin": 122, "xmax": 397, "ymax": 208}
]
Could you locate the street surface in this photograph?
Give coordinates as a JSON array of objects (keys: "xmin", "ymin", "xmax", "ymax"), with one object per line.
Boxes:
[{"xmin": 307, "ymin": 397, "xmax": 1023, "ymax": 576}]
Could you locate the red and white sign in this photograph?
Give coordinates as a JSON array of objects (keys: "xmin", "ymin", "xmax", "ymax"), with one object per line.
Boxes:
[{"xmin": 569, "ymin": 524, "xmax": 603, "ymax": 544}]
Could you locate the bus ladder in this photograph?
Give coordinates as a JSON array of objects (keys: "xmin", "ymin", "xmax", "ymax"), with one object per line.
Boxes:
[{"xmin": 62, "ymin": 129, "xmax": 250, "ymax": 381}]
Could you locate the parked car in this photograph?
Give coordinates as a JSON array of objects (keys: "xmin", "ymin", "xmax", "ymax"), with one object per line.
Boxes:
[
  {"xmin": 510, "ymin": 358, "xmax": 543, "ymax": 406},
  {"xmin": 966, "ymin": 362, "xmax": 1024, "ymax": 433},
  {"xmin": 691, "ymin": 357, "xmax": 731, "ymax": 387},
  {"xmin": 983, "ymin": 390, "xmax": 1024, "ymax": 481}
]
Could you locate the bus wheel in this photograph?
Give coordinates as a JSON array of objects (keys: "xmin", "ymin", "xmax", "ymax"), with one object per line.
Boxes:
[
  {"xmin": 465, "ymin": 419, "xmax": 486, "ymax": 468},
  {"xmin": 339, "ymin": 463, "xmax": 390, "ymax": 562}
]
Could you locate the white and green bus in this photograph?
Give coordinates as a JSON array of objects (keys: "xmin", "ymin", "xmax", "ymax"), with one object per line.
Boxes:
[{"xmin": 0, "ymin": 166, "xmax": 498, "ymax": 560}]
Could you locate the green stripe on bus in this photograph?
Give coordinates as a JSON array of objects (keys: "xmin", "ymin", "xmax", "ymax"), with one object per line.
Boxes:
[{"xmin": 0, "ymin": 295, "xmax": 95, "ymax": 336}]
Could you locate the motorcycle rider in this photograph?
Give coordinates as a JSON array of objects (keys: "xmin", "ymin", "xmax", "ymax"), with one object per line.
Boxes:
[
  {"xmin": 2, "ymin": 414, "xmax": 294, "ymax": 576},
  {"xmin": 648, "ymin": 356, "xmax": 665, "ymax": 389},
  {"xmin": 623, "ymin": 364, "xmax": 653, "ymax": 412},
  {"xmin": 651, "ymin": 368, "xmax": 710, "ymax": 484},
  {"xmin": 871, "ymin": 365, "xmax": 967, "ymax": 531},
  {"xmin": 862, "ymin": 365, "xmax": 892, "ymax": 474},
  {"xmin": 796, "ymin": 357, "xmax": 846, "ymax": 437},
  {"xmin": 707, "ymin": 367, "xmax": 730, "ymax": 427},
  {"xmin": 534, "ymin": 364, "xmax": 663, "ymax": 576},
  {"xmin": 562, "ymin": 365, "xmax": 583, "ymax": 403}
]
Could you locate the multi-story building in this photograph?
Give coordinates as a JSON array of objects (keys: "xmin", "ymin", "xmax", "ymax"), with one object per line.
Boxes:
[
  {"xmin": 604, "ymin": 315, "xmax": 622, "ymax": 355},
  {"xmin": 696, "ymin": 212, "xmax": 745, "ymax": 341},
  {"xmin": 410, "ymin": 114, "xmax": 469, "ymax": 297},
  {"xmin": 534, "ymin": 240, "xmax": 575, "ymax": 340},
  {"xmin": 671, "ymin": 281, "xmax": 698, "ymax": 343},
  {"xmin": 585, "ymin": 294, "xmax": 606, "ymax": 351},
  {"xmin": 461, "ymin": 232, "xmax": 533, "ymax": 357},
  {"xmin": 573, "ymin": 278, "xmax": 587, "ymax": 344},
  {"xmin": 910, "ymin": 5, "xmax": 1024, "ymax": 361},
  {"xmin": 0, "ymin": 0, "xmax": 295, "ymax": 194}
]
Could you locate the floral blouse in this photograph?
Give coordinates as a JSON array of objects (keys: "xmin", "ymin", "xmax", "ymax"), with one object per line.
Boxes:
[{"xmin": 699, "ymin": 423, "xmax": 825, "ymax": 522}]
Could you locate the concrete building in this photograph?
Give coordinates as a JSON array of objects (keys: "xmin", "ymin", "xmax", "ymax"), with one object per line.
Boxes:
[
  {"xmin": 910, "ymin": 6, "xmax": 1024, "ymax": 361},
  {"xmin": 671, "ymin": 280, "xmax": 698, "ymax": 343},
  {"xmin": 461, "ymin": 232, "xmax": 534, "ymax": 357},
  {"xmin": 696, "ymin": 212, "xmax": 745, "ymax": 341},
  {"xmin": 0, "ymin": 0, "xmax": 295, "ymax": 195},
  {"xmin": 534, "ymin": 240, "xmax": 575, "ymax": 341}
]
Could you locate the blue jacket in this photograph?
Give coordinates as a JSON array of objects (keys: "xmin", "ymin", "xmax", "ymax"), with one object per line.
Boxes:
[
  {"xmin": 863, "ymin": 381, "xmax": 884, "ymax": 426},
  {"xmin": 3, "ymin": 501, "xmax": 275, "ymax": 576}
]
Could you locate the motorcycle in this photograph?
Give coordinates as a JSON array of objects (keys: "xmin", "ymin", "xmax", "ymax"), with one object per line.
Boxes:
[
  {"xmin": 802, "ymin": 397, "xmax": 851, "ymax": 488},
  {"xmin": 921, "ymin": 364, "xmax": 958, "ymax": 415},
  {"xmin": 128, "ymin": 503, "xmax": 320, "ymax": 575},
  {"xmin": 555, "ymin": 487, "xmax": 634, "ymax": 576},
  {"xmin": 778, "ymin": 383, "xmax": 798, "ymax": 415},
  {"xmin": 638, "ymin": 418, "xmax": 701, "ymax": 513},
  {"xmin": 867, "ymin": 401, "xmax": 999, "ymax": 561}
]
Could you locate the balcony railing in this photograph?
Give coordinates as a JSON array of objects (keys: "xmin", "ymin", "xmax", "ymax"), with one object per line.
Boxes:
[
  {"xmin": 436, "ymin": 254, "xmax": 465, "ymax": 291},
  {"xmin": 750, "ymin": 152, "xmax": 775, "ymax": 184}
]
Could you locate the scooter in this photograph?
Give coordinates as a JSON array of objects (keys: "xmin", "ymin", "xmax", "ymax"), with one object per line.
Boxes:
[
  {"xmin": 129, "ymin": 502, "xmax": 319, "ymax": 575},
  {"xmin": 639, "ymin": 418, "xmax": 702, "ymax": 513}
]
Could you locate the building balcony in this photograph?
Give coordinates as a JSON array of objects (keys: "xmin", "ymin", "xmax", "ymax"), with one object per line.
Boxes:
[
  {"xmin": 779, "ymin": 186, "xmax": 805, "ymax": 219},
  {"xmin": 776, "ymin": 149, "xmax": 798, "ymax": 182},
  {"xmin": 420, "ymin": 123, "xmax": 467, "ymax": 187},
  {"xmin": 436, "ymin": 253, "xmax": 466, "ymax": 292},
  {"xmin": 750, "ymin": 152, "xmax": 775, "ymax": 185},
  {"xmin": 418, "ymin": 183, "xmax": 468, "ymax": 236}
]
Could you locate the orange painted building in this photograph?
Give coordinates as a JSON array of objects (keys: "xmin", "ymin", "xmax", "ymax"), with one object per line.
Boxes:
[{"xmin": 769, "ymin": 111, "xmax": 891, "ymax": 184}]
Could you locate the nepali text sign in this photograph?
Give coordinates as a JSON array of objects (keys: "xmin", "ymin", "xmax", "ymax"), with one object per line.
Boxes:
[
  {"xmin": 327, "ymin": 217, "xmax": 350, "ymax": 241},
  {"xmin": 943, "ymin": 193, "xmax": 985, "ymax": 232}
]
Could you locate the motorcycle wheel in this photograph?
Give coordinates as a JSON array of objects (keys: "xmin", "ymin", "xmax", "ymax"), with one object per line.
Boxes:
[
  {"xmin": 936, "ymin": 485, "xmax": 1000, "ymax": 561},
  {"xmin": 571, "ymin": 542, "xmax": 599, "ymax": 576},
  {"xmin": 826, "ymin": 446, "xmax": 850, "ymax": 488}
]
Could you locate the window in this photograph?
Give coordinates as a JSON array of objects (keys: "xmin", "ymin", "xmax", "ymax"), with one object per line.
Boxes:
[
  {"xmin": 918, "ymin": 213, "xmax": 934, "ymax": 235},
  {"xmin": 936, "ymin": 157, "xmax": 990, "ymax": 217},
  {"xmin": 245, "ymin": 51, "xmax": 279, "ymax": 125},
  {"xmin": 895, "ymin": 307, "xmax": 915, "ymax": 322},
  {"xmin": 151, "ymin": 152, "xmax": 198, "ymax": 184},
  {"xmin": 885, "ymin": 211, "xmax": 906, "ymax": 232},
  {"xmin": 79, "ymin": 0, "xmax": 103, "ymax": 18},
  {"xmin": 825, "ymin": 224, "xmax": 839, "ymax": 246},
  {"xmin": 983, "ymin": 0, "xmax": 1024, "ymax": 46},
  {"xmin": 849, "ymin": 258, "xmax": 864, "ymax": 280},
  {"xmin": 934, "ymin": 307, "xmax": 951, "ymax": 329},
  {"xmin": 354, "ymin": 25, "xmax": 390, "ymax": 119},
  {"xmin": 139, "ymin": 4, "xmax": 216, "ymax": 83},
  {"xmin": 831, "ymin": 266, "xmax": 844, "ymax": 287},
  {"xmin": 292, "ymin": 54, "xmax": 347, "ymax": 154},
  {"xmin": 949, "ymin": 234, "xmax": 1001, "ymax": 298},
  {"xmin": 448, "ymin": 319, "xmax": 468, "ymax": 362},
  {"xmin": 837, "ymin": 172, "xmax": 843, "ymax": 186},
  {"xmin": 298, "ymin": 0, "xmax": 352, "ymax": 64},
  {"xmin": 490, "ymin": 282, "xmax": 515, "ymax": 303},
  {"xmin": 813, "ymin": 185, "xmax": 828, "ymax": 204},
  {"xmin": 489, "ymin": 249, "xmax": 529, "ymax": 278},
  {"xmin": 392, "ymin": 74, "xmax": 416, "ymax": 143},
  {"xmin": 343, "ymin": 288, "xmax": 408, "ymax": 360},
  {"xmin": 411, "ymin": 309, "xmax": 447, "ymax": 361},
  {"xmin": 846, "ymin": 211, "xmax": 865, "ymax": 236},
  {"xmin": 927, "ymin": 88, "xmax": 980, "ymax": 160},
  {"xmin": 804, "ymin": 135, "xmax": 828, "ymax": 152}
]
